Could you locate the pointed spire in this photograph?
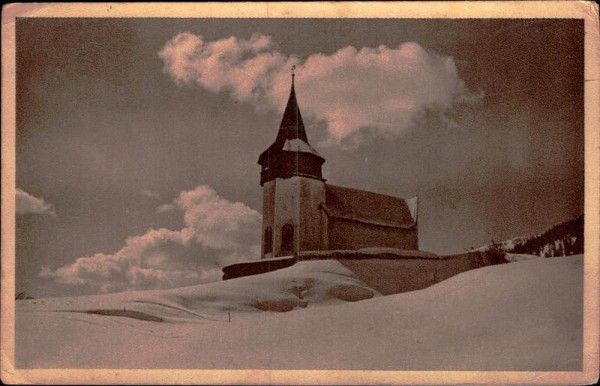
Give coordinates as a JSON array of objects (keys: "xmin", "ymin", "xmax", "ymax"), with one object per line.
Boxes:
[
  {"xmin": 276, "ymin": 69, "xmax": 308, "ymax": 143},
  {"xmin": 257, "ymin": 68, "xmax": 325, "ymax": 185}
]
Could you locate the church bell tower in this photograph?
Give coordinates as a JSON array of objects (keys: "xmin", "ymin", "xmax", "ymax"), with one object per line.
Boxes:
[{"xmin": 257, "ymin": 71, "xmax": 326, "ymax": 258}]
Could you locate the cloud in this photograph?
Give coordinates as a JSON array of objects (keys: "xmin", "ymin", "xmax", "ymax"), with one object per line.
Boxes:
[
  {"xmin": 156, "ymin": 203, "xmax": 175, "ymax": 213},
  {"xmin": 41, "ymin": 185, "xmax": 261, "ymax": 293},
  {"xmin": 141, "ymin": 189, "xmax": 160, "ymax": 200},
  {"xmin": 16, "ymin": 188, "xmax": 56, "ymax": 216},
  {"xmin": 159, "ymin": 32, "xmax": 478, "ymax": 147}
]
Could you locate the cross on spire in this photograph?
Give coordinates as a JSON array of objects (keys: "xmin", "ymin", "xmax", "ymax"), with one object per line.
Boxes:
[{"xmin": 291, "ymin": 65, "xmax": 296, "ymax": 83}]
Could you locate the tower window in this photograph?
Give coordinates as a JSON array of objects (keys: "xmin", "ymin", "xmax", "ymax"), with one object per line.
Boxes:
[
  {"xmin": 281, "ymin": 224, "xmax": 294, "ymax": 253},
  {"xmin": 264, "ymin": 227, "xmax": 273, "ymax": 254}
]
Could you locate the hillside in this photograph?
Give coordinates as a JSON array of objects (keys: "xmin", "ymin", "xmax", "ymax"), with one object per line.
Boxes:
[
  {"xmin": 15, "ymin": 255, "xmax": 583, "ymax": 371},
  {"xmin": 478, "ymin": 215, "xmax": 583, "ymax": 257}
]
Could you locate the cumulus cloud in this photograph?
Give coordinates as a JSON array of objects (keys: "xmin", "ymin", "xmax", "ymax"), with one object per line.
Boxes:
[
  {"xmin": 16, "ymin": 188, "xmax": 56, "ymax": 216},
  {"xmin": 140, "ymin": 189, "xmax": 160, "ymax": 200},
  {"xmin": 41, "ymin": 185, "xmax": 261, "ymax": 293},
  {"xmin": 159, "ymin": 32, "xmax": 478, "ymax": 147},
  {"xmin": 156, "ymin": 203, "xmax": 175, "ymax": 213}
]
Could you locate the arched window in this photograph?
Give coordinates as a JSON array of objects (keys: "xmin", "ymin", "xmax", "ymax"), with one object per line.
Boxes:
[
  {"xmin": 264, "ymin": 227, "xmax": 273, "ymax": 254},
  {"xmin": 281, "ymin": 223, "xmax": 294, "ymax": 253}
]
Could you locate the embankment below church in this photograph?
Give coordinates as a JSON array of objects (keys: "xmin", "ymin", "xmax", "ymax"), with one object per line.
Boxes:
[{"xmin": 222, "ymin": 249, "xmax": 505, "ymax": 295}]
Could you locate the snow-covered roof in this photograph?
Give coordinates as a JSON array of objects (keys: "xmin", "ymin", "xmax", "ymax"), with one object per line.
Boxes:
[{"xmin": 282, "ymin": 138, "xmax": 322, "ymax": 157}]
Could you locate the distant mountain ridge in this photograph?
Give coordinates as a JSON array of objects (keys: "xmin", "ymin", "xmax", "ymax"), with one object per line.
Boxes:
[{"xmin": 479, "ymin": 215, "xmax": 584, "ymax": 257}]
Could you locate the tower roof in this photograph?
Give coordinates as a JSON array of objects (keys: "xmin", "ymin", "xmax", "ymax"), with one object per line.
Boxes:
[
  {"xmin": 275, "ymin": 77, "xmax": 308, "ymax": 143},
  {"xmin": 258, "ymin": 74, "xmax": 323, "ymax": 166},
  {"xmin": 257, "ymin": 73, "xmax": 325, "ymax": 185}
]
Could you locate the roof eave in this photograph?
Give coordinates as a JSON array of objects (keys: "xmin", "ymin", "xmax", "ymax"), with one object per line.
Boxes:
[{"xmin": 319, "ymin": 204, "xmax": 417, "ymax": 229}]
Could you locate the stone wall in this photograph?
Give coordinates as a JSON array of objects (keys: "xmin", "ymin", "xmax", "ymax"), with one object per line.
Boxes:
[
  {"xmin": 222, "ymin": 251, "xmax": 504, "ymax": 294},
  {"xmin": 338, "ymin": 254, "xmax": 474, "ymax": 295},
  {"xmin": 222, "ymin": 256, "xmax": 297, "ymax": 280}
]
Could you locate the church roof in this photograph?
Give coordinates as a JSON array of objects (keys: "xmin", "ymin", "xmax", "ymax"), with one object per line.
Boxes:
[
  {"xmin": 321, "ymin": 184, "xmax": 417, "ymax": 229},
  {"xmin": 277, "ymin": 78, "xmax": 308, "ymax": 143},
  {"xmin": 258, "ymin": 75, "xmax": 323, "ymax": 165}
]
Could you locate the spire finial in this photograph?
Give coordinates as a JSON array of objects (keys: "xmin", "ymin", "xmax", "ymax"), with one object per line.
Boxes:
[{"xmin": 291, "ymin": 65, "xmax": 296, "ymax": 84}]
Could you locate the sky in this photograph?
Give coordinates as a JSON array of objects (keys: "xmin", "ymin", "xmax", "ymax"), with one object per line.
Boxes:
[{"xmin": 15, "ymin": 18, "xmax": 584, "ymax": 297}]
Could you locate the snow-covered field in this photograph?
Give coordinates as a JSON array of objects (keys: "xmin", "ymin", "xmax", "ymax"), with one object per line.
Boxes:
[{"xmin": 15, "ymin": 255, "xmax": 583, "ymax": 371}]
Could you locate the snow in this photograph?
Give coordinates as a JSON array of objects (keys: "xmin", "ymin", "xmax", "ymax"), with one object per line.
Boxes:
[
  {"xmin": 475, "ymin": 236, "xmax": 529, "ymax": 252},
  {"xmin": 299, "ymin": 247, "xmax": 438, "ymax": 259},
  {"xmin": 504, "ymin": 253, "xmax": 543, "ymax": 262},
  {"xmin": 17, "ymin": 260, "xmax": 378, "ymax": 319},
  {"xmin": 15, "ymin": 255, "xmax": 583, "ymax": 371},
  {"xmin": 405, "ymin": 195, "xmax": 418, "ymax": 221},
  {"xmin": 282, "ymin": 138, "xmax": 322, "ymax": 156},
  {"xmin": 237, "ymin": 254, "xmax": 296, "ymax": 263}
]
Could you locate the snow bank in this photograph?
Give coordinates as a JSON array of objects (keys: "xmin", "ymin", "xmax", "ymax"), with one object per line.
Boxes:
[
  {"xmin": 15, "ymin": 255, "xmax": 583, "ymax": 371},
  {"xmin": 17, "ymin": 260, "xmax": 379, "ymax": 322}
]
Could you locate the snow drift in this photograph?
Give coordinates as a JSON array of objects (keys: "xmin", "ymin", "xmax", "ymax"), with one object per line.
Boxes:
[{"xmin": 15, "ymin": 255, "xmax": 582, "ymax": 371}]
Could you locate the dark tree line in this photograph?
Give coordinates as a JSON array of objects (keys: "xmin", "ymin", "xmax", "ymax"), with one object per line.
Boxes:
[{"xmin": 511, "ymin": 215, "xmax": 583, "ymax": 257}]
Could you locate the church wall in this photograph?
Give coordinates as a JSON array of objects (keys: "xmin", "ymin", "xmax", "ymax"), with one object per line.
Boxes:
[
  {"xmin": 267, "ymin": 176, "xmax": 326, "ymax": 257},
  {"xmin": 298, "ymin": 178, "xmax": 326, "ymax": 252},
  {"xmin": 261, "ymin": 180, "xmax": 276, "ymax": 258},
  {"xmin": 327, "ymin": 218, "xmax": 418, "ymax": 251},
  {"xmin": 273, "ymin": 177, "xmax": 300, "ymax": 256}
]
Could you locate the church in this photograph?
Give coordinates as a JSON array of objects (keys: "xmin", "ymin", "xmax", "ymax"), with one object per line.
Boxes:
[{"xmin": 258, "ymin": 73, "xmax": 419, "ymax": 258}]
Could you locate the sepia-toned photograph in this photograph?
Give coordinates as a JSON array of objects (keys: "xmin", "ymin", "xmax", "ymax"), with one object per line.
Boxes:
[{"xmin": 2, "ymin": 2, "xmax": 599, "ymax": 384}]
